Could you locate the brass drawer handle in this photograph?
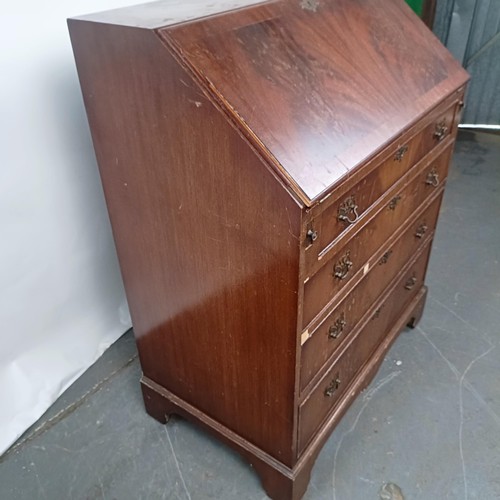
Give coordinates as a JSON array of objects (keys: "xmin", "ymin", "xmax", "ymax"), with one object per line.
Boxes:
[
  {"xmin": 388, "ymin": 195, "xmax": 402, "ymax": 211},
  {"xmin": 324, "ymin": 374, "xmax": 341, "ymax": 397},
  {"xmin": 328, "ymin": 314, "xmax": 346, "ymax": 339},
  {"xmin": 334, "ymin": 251, "xmax": 353, "ymax": 280},
  {"xmin": 415, "ymin": 222, "xmax": 428, "ymax": 239},
  {"xmin": 404, "ymin": 274, "xmax": 418, "ymax": 290},
  {"xmin": 434, "ymin": 120, "xmax": 448, "ymax": 141},
  {"xmin": 306, "ymin": 229, "xmax": 318, "ymax": 243},
  {"xmin": 338, "ymin": 196, "xmax": 360, "ymax": 224},
  {"xmin": 425, "ymin": 167, "xmax": 440, "ymax": 187},
  {"xmin": 394, "ymin": 145, "xmax": 409, "ymax": 162},
  {"xmin": 378, "ymin": 250, "xmax": 393, "ymax": 265}
]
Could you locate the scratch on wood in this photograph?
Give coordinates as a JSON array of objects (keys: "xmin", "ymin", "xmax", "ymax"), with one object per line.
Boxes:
[
  {"xmin": 188, "ymin": 98, "xmax": 203, "ymax": 108},
  {"xmin": 300, "ymin": 0, "xmax": 320, "ymax": 13},
  {"xmin": 284, "ymin": 206, "xmax": 299, "ymax": 241}
]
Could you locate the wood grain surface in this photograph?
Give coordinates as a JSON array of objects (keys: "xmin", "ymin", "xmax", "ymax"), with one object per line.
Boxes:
[
  {"xmin": 69, "ymin": 20, "xmax": 302, "ymax": 466},
  {"xmin": 163, "ymin": 0, "xmax": 469, "ymax": 203}
]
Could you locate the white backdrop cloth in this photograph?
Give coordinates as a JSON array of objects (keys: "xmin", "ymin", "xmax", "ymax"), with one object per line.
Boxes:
[{"xmin": 0, "ymin": 0, "xmax": 141, "ymax": 455}]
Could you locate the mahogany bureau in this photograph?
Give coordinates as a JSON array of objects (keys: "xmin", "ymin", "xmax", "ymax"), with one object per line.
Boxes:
[{"xmin": 68, "ymin": 1, "xmax": 469, "ymax": 498}]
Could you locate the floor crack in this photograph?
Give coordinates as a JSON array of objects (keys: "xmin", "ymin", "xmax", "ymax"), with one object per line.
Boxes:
[
  {"xmin": 418, "ymin": 325, "xmax": 496, "ymax": 500},
  {"xmin": 332, "ymin": 371, "xmax": 401, "ymax": 500},
  {"xmin": 165, "ymin": 426, "xmax": 192, "ymax": 500}
]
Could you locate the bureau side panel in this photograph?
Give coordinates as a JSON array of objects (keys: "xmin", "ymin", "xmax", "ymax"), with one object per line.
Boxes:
[{"xmin": 68, "ymin": 21, "xmax": 301, "ymax": 466}]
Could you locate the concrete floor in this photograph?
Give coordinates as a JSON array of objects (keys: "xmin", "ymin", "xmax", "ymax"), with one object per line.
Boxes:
[{"xmin": 1, "ymin": 130, "xmax": 499, "ymax": 500}]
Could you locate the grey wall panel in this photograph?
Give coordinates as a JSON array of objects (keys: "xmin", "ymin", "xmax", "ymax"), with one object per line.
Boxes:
[
  {"xmin": 446, "ymin": 0, "xmax": 476, "ymax": 62},
  {"xmin": 434, "ymin": 0, "xmax": 500, "ymax": 125},
  {"xmin": 433, "ymin": 0, "xmax": 456, "ymax": 43},
  {"xmin": 463, "ymin": 39, "xmax": 500, "ymax": 124},
  {"xmin": 463, "ymin": 0, "xmax": 500, "ymax": 62}
]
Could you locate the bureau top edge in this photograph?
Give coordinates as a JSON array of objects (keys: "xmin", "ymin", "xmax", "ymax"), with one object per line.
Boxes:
[{"xmin": 68, "ymin": 0, "xmax": 272, "ymax": 29}]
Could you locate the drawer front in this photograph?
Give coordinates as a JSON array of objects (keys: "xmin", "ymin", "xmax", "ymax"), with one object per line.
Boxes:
[
  {"xmin": 300, "ymin": 193, "xmax": 442, "ymax": 391},
  {"xmin": 304, "ymin": 101, "xmax": 457, "ymax": 273},
  {"xmin": 298, "ymin": 242, "xmax": 432, "ymax": 453},
  {"xmin": 302, "ymin": 143, "xmax": 452, "ymax": 327},
  {"xmin": 406, "ymin": 104, "xmax": 456, "ymax": 168}
]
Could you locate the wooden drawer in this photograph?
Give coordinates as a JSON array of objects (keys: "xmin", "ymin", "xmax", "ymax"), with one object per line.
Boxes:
[
  {"xmin": 304, "ymin": 101, "xmax": 457, "ymax": 273},
  {"xmin": 302, "ymin": 143, "xmax": 453, "ymax": 327},
  {"xmin": 406, "ymin": 104, "xmax": 457, "ymax": 169},
  {"xmin": 300, "ymin": 193, "xmax": 443, "ymax": 392},
  {"xmin": 298, "ymin": 242, "xmax": 432, "ymax": 453}
]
